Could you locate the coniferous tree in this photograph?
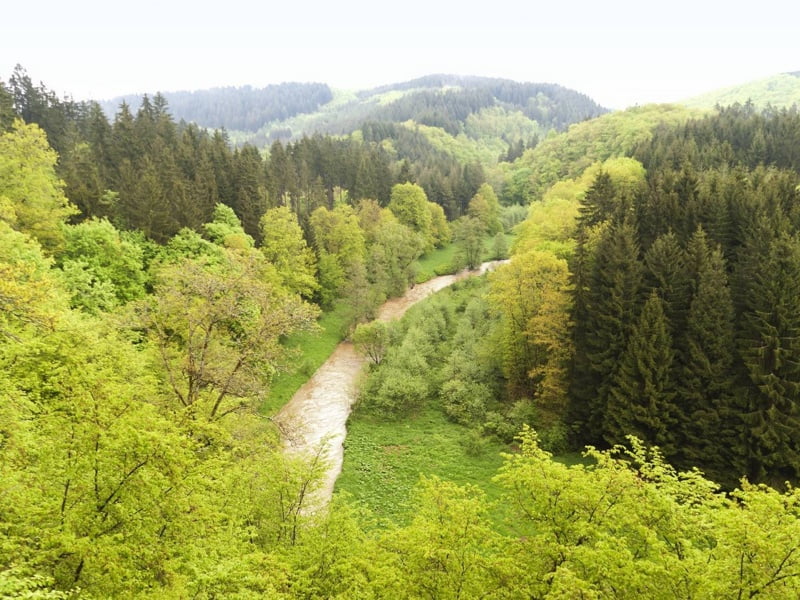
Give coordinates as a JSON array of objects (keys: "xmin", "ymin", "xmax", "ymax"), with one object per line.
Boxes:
[
  {"xmin": 578, "ymin": 219, "xmax": 644, "ymax": 442},
  {"xmin": 231, "ymin": 145, "xmax": 268, "ymax": 240},
  {"xmin": 604, "ymin": 291, "xmax": 677, "ymax": 454},
  {"xmin": 577, "ymin": 170, "xmax": 617, "ymax": 229},
  {"xmin": 737, "ymin": 232, "xmax": 800, "ymax": 484},
  {"xmin": 0, "ymin": 80, "xmax": 16, "ymax": 130},
  {"xmin": 643, "ymin": 231, "xmax": 691, "ymax": 335},
  {"xmin": 680, "ymin": 243, "xmax": 743, "ymax": 482}
]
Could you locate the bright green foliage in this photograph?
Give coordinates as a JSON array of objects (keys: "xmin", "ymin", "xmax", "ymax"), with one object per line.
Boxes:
[
  {"xmin": 490, "ymin": 232, "xmax": 508, "ymax": 260},
  {"xmin": 427, "ymin": 200, "xmax": 451, "ymax": 247},
  {"xmin": 0, "ymin": 222, "xmax": 66, "ymax": 338},
  {"xmin": 351, "ymin": 321, "xmax": 391, "ymax": 365},
  {"xmin": 370, "ymin": 477, "xmax": 505, "ymax": 599},
  {"xmin": 0, "ymin": 120, "xmax": 77, "ymax": 252},
  {"xmin": 605, "ymin": 291, "xmax": 678, "ymax": 453},
  {"xmin": 514, "ymin": 157, "xmax": 645, "ymax": 258},
  {"xmin": 137, "ymin": 252, "xmax": 319, "ymax": 420},
  {"xmin": 259, "ymin": 205, "xmax": 318, "ymax": 299},
  {"xmin": 316, "ymin": 250, "xmax": 346, "ymax": 309},
  {"xmin": 388, "ymin": 182, "xmax": 433, "ymax": 249},
  {"xmin": 310, "ymin": 204, "xmax": 365, "ymax": 304},
  {"xmin": 683, "ymin": 72, "xmax": 800, "ymax": 110},
  {"xmin": 489, "ymin": 251, "xmax": 572, "ymax": 425},
  {"xmin": 506, "ymin": 104, "xmax": 693, "ymax": 202},
  {"xmin": 365, "ymin": 210, "xmax": 423, "ymax": 297},
  {"xmin": 1, "ymin": 313, "xmax": 193, "ymax": 594},
  {"xmin": 57, "ymin": 218, "xmax": 147, "ymax": 313},
  {"xmin": 156, "ymin": 227, "xmax": 227, "ymax": 267},
  {"xmin": 309, "ymin": 205, "xmax": 366, "ymax": 285},
  {"xmin": 495, "ymin": 428, "xmax": 800, "ymax": 598},
  {"xmin": 203, "ymin": 202, "xmax": 255, "ymax": 249},
  {"xmin": 452, "ymin": 216, "xmax": 486, "ymax": 269},
  {"xmin": 467, "ymin": 182, "xmax": 503, "ymax": 234}
]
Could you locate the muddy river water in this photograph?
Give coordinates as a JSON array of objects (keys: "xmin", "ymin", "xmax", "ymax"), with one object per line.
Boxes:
[{"xmin": 275, "ymin": 260, "xmax": 507, "ymax": 510}]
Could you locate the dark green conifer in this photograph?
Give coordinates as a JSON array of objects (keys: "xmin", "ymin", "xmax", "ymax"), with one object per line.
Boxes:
[
  {"xmin": 604, "ymin": 291, "xmax": 677, "ymax": 454},
  {"xmin": 577, "ymin": 171, "xmax": 617, "ymax": 229},
  {"xmin": 579, "ymin": 219, "xmax": 644, "ymax": 441},
  {"xmin": 680, "ymin": 244, "xmax": 743, "ymax": 482},
  {"xmin": 737, "ymin": 233, "xmax": 800, "ymax": 484}
]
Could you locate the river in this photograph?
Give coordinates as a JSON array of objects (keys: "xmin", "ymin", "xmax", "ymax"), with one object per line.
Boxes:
[{"xmin": 275, "ymin": 260, "xmax": 507, "ymax": 510}]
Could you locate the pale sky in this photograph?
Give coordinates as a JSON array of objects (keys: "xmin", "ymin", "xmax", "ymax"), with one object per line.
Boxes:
[{"xmin": 2, "ymin": 0, "xmax": 798, "ymax": 109}]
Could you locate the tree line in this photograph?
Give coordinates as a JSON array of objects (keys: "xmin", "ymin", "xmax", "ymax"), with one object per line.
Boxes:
[
  {"xmin": 100, "ymin": 81, "xmax": 333, "ymax": 132},
  {"xmin": 499, "ymin": 104, "xmax": 800, "ymax": 488}
]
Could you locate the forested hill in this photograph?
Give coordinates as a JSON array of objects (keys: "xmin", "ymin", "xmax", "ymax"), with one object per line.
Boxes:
[
  {"xmin": 99, "ymin": 82, "xmax": 334, "ymax": 132},
  {"xmin": 100, "ymin": 74, "xmax": 607, "ymax": 147},
  {"xmin": 682, "ymin": 71, "xmax": 800, "ymax": 110}
]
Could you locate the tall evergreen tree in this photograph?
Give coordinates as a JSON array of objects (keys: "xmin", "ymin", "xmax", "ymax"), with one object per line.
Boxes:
[
  {"xmin": 576, "ymin": 219, "xmax": 644, "ymax": 442},
  {"xmin": 577, "ymin": 170, "xmax": 617, "ymax": 229},
  {"xmin": 680, "ymin": 244, "xmax": 743, "ymax": 482},
  {"xmin": 737, "ymin": 232, "xmax": 800, "ymax": 484},
  {"xmin": 604, "ymin": 291, "xmax": 677, "ymax": 454},
  {"xmin": 231, "ymin": 145, "xmax": 268, "ymax": 240},
  {"xmin": 643, "ymin": 231, "xmax": 691, "ymax": 335}
]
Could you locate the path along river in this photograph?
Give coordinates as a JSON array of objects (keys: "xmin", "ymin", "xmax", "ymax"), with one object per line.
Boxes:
[{"xmin": 275, "ymin": 260, "xmax": 507, "ymax": 510}]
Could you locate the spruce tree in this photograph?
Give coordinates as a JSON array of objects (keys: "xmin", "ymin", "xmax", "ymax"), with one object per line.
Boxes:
[
  {"xmin": 680, "ymin": 244, "xmax": 743, "ymax": 482},
  {"xmin": 578, "ymin": 219, "xmax": 644, "ymax": 442},
  {"xmin": 604, "ymin": 291, "xmax": 677, "ymax": 454},
  {"xmin": 738, "ymin": 233, "xmax": 800, "ymax": 484},
  {"xmin": 643, "ymin": 232, "xmax": 691, "ymax": 335},
  {"xmin": 577, "ymin": 170, "xmax": 616, "ymax": 229}
]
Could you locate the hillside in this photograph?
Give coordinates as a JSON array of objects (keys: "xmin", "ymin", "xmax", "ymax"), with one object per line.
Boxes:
[
  {"xmin": 682, "ymin": 71, "xmax": 800, "ymax": 110},
  {"xmin": 99, "ymin": 82, "xmax": 334, "ymax": 132},
  {"xmin": 101, "ymin": 74, "xmax": 608, "ymax": 151},
  {"xmin": 499, "ymin": 103, "xmax": 698, "ymax": 203}
]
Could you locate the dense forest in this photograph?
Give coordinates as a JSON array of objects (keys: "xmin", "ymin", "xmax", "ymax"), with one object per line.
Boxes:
[
  {"xmin": 100, "ymin": 82, "xmax": 334, "ymax": 132},
  {"xmin": 494, "ymin": 104, "xmax": 800, "ymax": 490},
  {"xmin": 3, "ymin": 63, "xmax": 800, "ymax": 597}
]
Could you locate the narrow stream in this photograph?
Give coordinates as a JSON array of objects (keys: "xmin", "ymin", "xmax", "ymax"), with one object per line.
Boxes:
[{"xmin": 275, "ymin": 260, "xmax": 507, "ymax": 510}]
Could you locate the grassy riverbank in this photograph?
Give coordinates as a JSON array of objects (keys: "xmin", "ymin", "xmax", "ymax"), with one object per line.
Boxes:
[
  {"xmin": 262, "ymin": 237, "xmax": 505, "ymax": 415},
  {"xmin": 337, "ymin": 401, "xmax": 588, "ymax": 527},
  {"xmin": 336, "ymin": 402, "xmax": 510, "ymax": 524}
]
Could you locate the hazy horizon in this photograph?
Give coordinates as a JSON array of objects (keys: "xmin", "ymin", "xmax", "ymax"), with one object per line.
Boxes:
[{"xmin": 3, "ymin": 0, "xmax": 799, "ymax": 110}]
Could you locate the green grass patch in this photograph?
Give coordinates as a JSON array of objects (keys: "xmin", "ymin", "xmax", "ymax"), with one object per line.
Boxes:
[
  {"xmin": 336, "ymin": 402, "xmax": 510, "ymax": 526},
  {"xmin": 261, "ymin": 302, "xmax": 350, "ymax": 415},
  {"xmin": 415, "ymin": 243, "xmax": 460, "ymax": 282},
  {"xmin": 336, "ymin": 403, "xmax": 593, "ymax": 530},
  {"xmin": 415, "ymin": 233, "xmax": 515, "ymax": 283}
]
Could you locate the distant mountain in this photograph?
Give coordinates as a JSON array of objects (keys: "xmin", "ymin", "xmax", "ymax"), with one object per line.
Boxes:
[
  {"xmin": 100, "ymin": 82, "xmax": 334, "ymax": 132},
  {"xmin": 100, "ymin": 75, "xmax": 608, "ymax": 151},
  {"xmin": 682, "ymin": 72, "xmax": 800, "ymax": 110}
]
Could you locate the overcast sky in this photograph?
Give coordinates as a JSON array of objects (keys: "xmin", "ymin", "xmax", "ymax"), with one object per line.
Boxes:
[{"xmin": 2, "ymin": 0, "xmax": 798, "ymax": 109}]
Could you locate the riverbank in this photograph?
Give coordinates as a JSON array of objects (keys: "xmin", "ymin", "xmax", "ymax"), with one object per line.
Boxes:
[{"xmin": 274, "ymin": 260, "xmax": 507, "ymax": 510}]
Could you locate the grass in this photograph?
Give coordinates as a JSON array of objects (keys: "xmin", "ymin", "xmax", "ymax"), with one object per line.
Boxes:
[
  {"xmin": 415, "ymin": 243, "xmax": 460, "ymax": 282},
  {"xmin": 335, "ymin": 402, "xmax": 511, "ymax": 526},
  {"xmin": 415, "ymin": 232, "xmax": 515, "ymax": 283},
  {"xmin": 336, "ymin": 400, "xmax": 591, "ymax": 529}
]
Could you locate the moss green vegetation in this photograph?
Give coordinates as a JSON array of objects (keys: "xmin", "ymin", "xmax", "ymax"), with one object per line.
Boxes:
[
  {"xmin": 503, "ymin": 104, "xmax": 697, "ymax": 202},
  {"xmin": 414, "ymin": 241, "xmax": 460, "ymax": 281},
  {"xmin": 337, "ymin": 403, "xmax": 508, "ymax": 524},
  {"xmin": 683, "ymin": 72, "xmax": 800, "ymax": 110}
]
